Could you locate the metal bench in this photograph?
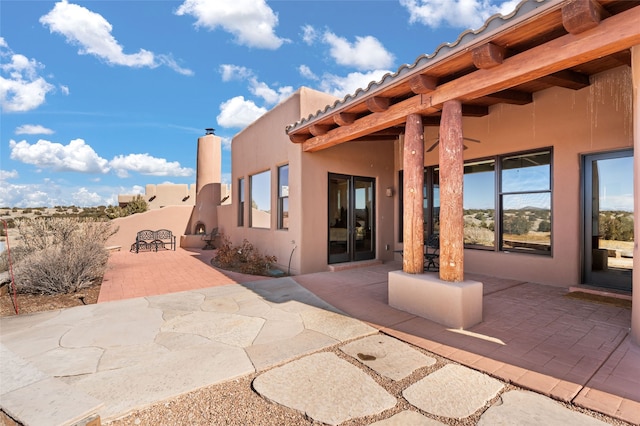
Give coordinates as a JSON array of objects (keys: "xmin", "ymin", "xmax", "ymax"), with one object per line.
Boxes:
[{"xmin": 130, "ymin": 229, "xmax": 176, "ymax": 253}]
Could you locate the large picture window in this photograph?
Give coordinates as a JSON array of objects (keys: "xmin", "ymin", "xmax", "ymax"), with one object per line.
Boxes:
[
  {"xmin": 250, "ymin": 170, "xmax": 271, "ymax": 228},
  {"xmin": 399, "ymin": 148, "xmax": 552, "ymax": 255},
  {"xmin": 464, "ymin": 160, "xmax": 495, "ymax": 248},
  {"xmin": 500, "ymin": 150, "xmax": 551, "ymax": 254},
  {"xmin": 278, "ymin": 165, "xmax": 289, "ymax": 230}
]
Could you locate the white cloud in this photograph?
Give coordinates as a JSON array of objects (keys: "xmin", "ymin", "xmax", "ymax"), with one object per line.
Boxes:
[
  {"xmin": 323, "ymin": 31, "xmax": 394, "ymax": 71},
  {"xmin": 399, "ymin": 0, "xmax": 520, "ymax": 30},
  {"xmin": 319, "ymin": 70, "xmax": 392, "ymax": 98},
  {"xmin": 0, "ymin": 169, "xmax": 19, "ymax": 180},
  {"xmin": 9, "ymin": 138, "xmax": 111, "ymax": 173},
  {"xmin": 301, "ymin": 25, "xmax": 317, "ymax": 45},
  {"xmin": 40, "ymin": 0, "xmax": 192, "ymax": 74},
  {"xmin": 59, "ymin": 85, "xmax": 70, "ymax": 95},
  {"xmin": 175, "ymin": 0, "xmax": 288, "ymax": 50},
  {"xmin": 0, "ymin": 179, "xmax": 130, "ymax": 208},
  {"xmin": 219, "ymin": 64, "xmax": 253, "ymax": 82},
  {"xmin": 157, "ymin": 54, "xmax": 194, "ymax": 76},
  {"xmin": 8, "ymin": 138, "xmax": 193, "ymax": 179},
  {"xmin": 220, "ymin": 136, "xmax": 232, "ymax": 151},
  {"xmin": 0, "ymin": 181, "xmax": 56, "ymax": 208},
  {"xmin": 109, "ymin": 153, "xmax": 194, "ymax": 178},
  {"xmin": 0, "ymin": 42, "xmax": 55, "ymax": 112},
  {"xmin": 15, "ymin": 124, "xmax": 54, "ymax": 135},
  {"xmin": 216, "ymin": 96, "xmax": 267, "ymax": 128},
  {"xmin": 249, "ymin": 78, "xmax": 293, "ymax": 105},
  {"xmin": 298, "ymin": 65, "xmax": 318, "ymax": 80},
  {"xmin": 72, "ymin": 187, "xmax": 104, "ymax": 206}
]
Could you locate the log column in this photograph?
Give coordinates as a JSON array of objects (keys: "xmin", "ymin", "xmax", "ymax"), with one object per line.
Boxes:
[
  {"xmin": 439, "ymin": 100, "xmax": 465, "ymax": 282},
  {"xmin": 403, "ymin": 113, "xmax": 425, "ymax": 274}
]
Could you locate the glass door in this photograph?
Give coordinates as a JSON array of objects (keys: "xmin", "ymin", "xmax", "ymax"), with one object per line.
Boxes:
[
  {"xmin": 583, "ymin": 150, "xmax": 633, "ymax": 291},
  {"xmin": 328, "ymin": 174, "xmax": 375, "ymax": 264}
]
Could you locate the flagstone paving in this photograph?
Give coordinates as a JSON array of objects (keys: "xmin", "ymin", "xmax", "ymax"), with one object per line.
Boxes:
[{"xmin": 2, "ymin": 250, "xmax": 637, "ymax": 425}]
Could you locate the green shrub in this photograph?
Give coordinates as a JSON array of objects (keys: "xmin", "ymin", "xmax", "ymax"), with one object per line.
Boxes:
[{"xmin": 106, "ymin": 195, "xmax": 148, "ymax": 219}]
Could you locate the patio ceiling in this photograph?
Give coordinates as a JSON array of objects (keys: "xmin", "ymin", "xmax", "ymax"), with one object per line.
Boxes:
[{"xmin": 286, "ymin": 0, "xmax": 640, "ymax": 152}]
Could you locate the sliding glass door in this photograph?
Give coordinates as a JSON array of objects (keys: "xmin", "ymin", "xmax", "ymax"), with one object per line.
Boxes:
[
  {"xmin": 583, "ymin": 150, "xmax": 633, "ymax": 291},
  {"xmin": 328, "ymin": 174, "xmax": 375, "ymax": 264}
]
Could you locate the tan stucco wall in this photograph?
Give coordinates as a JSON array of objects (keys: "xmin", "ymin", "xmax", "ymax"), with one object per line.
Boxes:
[
  {"xmin": 417, "ymin": 66, "xmax": 633, "ymax": 287},
  {"xmin": 223, "ymin": 88, "xmax": 340, "ymax": 274},
  {"xmin": 298, "ymin": 140, "xmax": 396, "ymax": 273},
  {"xmin": 119, "ymin": 184, "xmax": 196, "ymax": 209},
  {"xmin": 105, "ymin": 206, "xmax": 193, "ymax": 250}
]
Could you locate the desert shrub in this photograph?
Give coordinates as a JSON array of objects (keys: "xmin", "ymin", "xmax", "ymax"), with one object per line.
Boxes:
[
  {"xmin": 8, "ymin": 217, "xmax": 118, "ymax": 294},
  {"xmin": 106, "ymin": 195, "xmax": 148, "ymax": 219},
  {"xmin": 213, "ymin": 235, "xmax": 277, "ymax": 276}
]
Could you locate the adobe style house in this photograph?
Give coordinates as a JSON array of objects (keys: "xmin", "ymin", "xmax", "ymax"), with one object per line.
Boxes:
[{"xmin": 217, "ymin": 0, "xmax": 639, "ymax": 338}]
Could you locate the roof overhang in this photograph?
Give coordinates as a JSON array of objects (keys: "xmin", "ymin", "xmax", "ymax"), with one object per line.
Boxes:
[{"xmin": 286, "ymin": 0, "xmax": 640, "ymax": 152}]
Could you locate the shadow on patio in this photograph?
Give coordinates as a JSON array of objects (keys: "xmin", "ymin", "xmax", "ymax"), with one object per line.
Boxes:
[{"xmin": 292, "ymin": 261, "xmax": 640, "ymax": 425}]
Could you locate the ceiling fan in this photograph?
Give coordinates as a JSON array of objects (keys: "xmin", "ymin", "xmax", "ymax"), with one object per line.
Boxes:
[{"xmin": 426, "ymin": 136, "xmax": 481, "ymax": 153}]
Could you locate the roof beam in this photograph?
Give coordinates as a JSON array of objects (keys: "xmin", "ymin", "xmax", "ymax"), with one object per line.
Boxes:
[
  {"xmin": 562, "ymin": 0, "xmax": 608, "ymax": 35},
  {"xmin": 538, "ymin": 69, "xmax": 590, "ymax": 89},
  {"xmin": 334, "ymin": 112, "xmax": 357, "ymax": 126},
  {"xmin": 366, "ymin": 96, "xmax": 390, "ymax": 112},
  {"xmin": 309, "ymin": 124, "xmax": 332, "ymax": 136},
  {"xmin": 409, "ymin": 75, "xmax": 438, "ymax": 94},
  {"xmin": 472, "ymin": 43, "xmax": 507, "ymax": 69},
  {"xmin": 299, "ymin": 6, "xmax": 640, "ymax": 152},
  {"xmin": 484, "ymin": 89, "xmax": 533, "ymax": 105}
]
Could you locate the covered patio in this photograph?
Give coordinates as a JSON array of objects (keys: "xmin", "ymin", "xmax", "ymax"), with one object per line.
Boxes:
[{"xmin": 293, "ymin": 261, "xmax": 639, "ymax": 424}]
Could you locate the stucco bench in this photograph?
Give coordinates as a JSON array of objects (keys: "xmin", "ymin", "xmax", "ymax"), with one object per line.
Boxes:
[{"xmin": 130, "ymin": 229, "xmax": 176, "ymax": 253}]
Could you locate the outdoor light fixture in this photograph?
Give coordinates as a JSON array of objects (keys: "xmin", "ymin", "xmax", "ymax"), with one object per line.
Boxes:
[{"xmin": 386, "ymin": 187, "xmax": 394, "ymax": 197}]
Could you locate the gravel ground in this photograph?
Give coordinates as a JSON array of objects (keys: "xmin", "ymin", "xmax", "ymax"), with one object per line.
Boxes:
[{"xmin": 106, "ymin": 341, "xmax": 631, "ymax": 426}]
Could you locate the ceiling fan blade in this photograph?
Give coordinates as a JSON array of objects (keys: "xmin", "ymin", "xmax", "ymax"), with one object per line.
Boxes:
[
  {"xmin": 463, "ymin": 137, "xmax": 481, "ymax": 143},
  {"xmin": 426, "ymin": 140, "xmax": 439, "ymax": 152}
]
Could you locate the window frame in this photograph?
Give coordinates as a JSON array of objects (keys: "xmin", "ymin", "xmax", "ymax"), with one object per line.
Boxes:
[
  {"xmin": 398, "ymin": 147, "xmax": 553, "ymax": 255},
  {"xmin": 277, "ymin": 164, "xmax": 289, "ymax": 230},
  {"xmin": 238, "ymin": 177, "xmax": 245, "ymax": 227},
  {"xmin": 250, "ymin": 169, "xmax": 272, "ymax": 229}
]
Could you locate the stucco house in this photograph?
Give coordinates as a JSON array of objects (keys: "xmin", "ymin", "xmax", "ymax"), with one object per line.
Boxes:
[{"xmin": 215, "ymin": 0, "xmax": 639, "ymax": 337}]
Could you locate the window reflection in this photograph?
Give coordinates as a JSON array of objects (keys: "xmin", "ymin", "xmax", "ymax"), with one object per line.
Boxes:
[
  {"xmin": 250, "ymin": 170, "xmax": 271, "ymax": 228},
  {"xmin": 464, "ymin": 160, "xmax": 495, "ymax": 247}
]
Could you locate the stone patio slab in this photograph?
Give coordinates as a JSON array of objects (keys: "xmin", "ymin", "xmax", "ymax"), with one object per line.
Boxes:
[
  {"xmin": 403, "ymin": 364, "xmax": 504, "ymax": 419},
  {"xmin": 70, "ymin": 344, "xmax": 254, "ymax": 420},
  {"xmin": 370, "ymin": 410, "xmax": 446, "ymax": 425},
  {"xmin": 253, "ymin": 352, "xmax": 396, "ymax": 425},
  {"xmin": 246, "ymin": 329, "xmax": 338, "ymax": 371},
  {"xmin": 0, "ymin": 344, "xmax": 48, "ymax": 395},
  {"xmin": 340, "ymin": 334, "xmax": 436, "ymax": 380},
  {"xmin": 1, "ymin": 377, "xmax": 103, "ymax": 426},
  {"xmin": 478, "ymin": 390, "xmax": 610, "ymax": 425}
]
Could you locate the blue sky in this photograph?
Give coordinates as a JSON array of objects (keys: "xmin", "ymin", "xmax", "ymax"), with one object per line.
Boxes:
[{"xmin": 0, "ymin": 0, "xmax": 521, "ymax": 208}]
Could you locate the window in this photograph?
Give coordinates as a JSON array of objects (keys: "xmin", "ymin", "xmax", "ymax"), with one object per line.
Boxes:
[
  {"xmin": 500, "ymin": 150, "xmax": 551, "ymax": 254},
  {"xmin": 238, "ymin": 178, "xmax": 245, "ymax": 226},
  {"xmin": 278, "ymin": 165, "xmax": 289, "ymax": 229},
  {"xmin": 464, "ymin": 160, "xmax": 495, "ymax": 248},
  {"xmin": 399, "ymin": 148, "xmax": 552, "ymax": 255},
  {"xmin": 250, "ymin": 170, "xmax": 271, "ymax": 228}
]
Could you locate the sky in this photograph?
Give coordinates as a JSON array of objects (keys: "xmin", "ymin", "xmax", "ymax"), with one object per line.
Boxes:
[{"xmin": 1, "ymin": 0, "xmax": 525, "ymax": 208}]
